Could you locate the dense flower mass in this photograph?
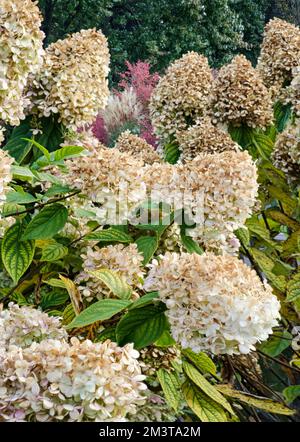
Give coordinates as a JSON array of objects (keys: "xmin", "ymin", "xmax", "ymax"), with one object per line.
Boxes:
[
  {"xmin": 272, "ymin": 122, "xmax": 300, "ymax": 179},
  {"xmin": 115, "ymin": 130, "xmax": 161, "ymax": 164},
  {"xmin": 0, "ymin": 338, "xmax": 147, "ymax": 421},
  {"xmin": 150, "ymin": 52, "xmax": 213, "ymax": 142},
  {"xmin": 128, "ymin": 392, "xmax": 177, "ymax": 422},
  {"xmin": 211, "ymin": 55, "xmax": 273, "ymax": 129},
  {"xmin": 27, "ymin": 29, "xmax": 110, "ymax": 129},
  {"xmin": 176, "ymin": 117, "xmax": 238, "ymax": 161},
  {"xmin": 0, "ymin": 149, "xmax": 13, "ymax": 207},
  {"xmin": 62, "ymin": 147, "xmax": 146, "ymax": 223},
  {"xmin": 257, "ymin": 18, "xmax": 300, "ymax": 99},
  {"xmin": 0, "ymin": 0, "xmax": 44, "ymax": 126},
  {"xmin": 284, "ymin": 67, "xmax": 300, "ymax": 117},
  {"xmin": 144, "ymin": 253, "xmax": 280, "ymax": 355},
  {"xmin": 77, "ymin": 244, "xmax": 145, "ymax": 300},
  {"xmin": 0, "ymin": 303, "xmax": 67, "ymax": 350}
]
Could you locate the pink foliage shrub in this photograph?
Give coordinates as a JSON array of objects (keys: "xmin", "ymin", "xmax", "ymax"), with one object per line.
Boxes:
[{"xmin": 92, "ymin": 115, "xmax": 108, "ymax": 144}]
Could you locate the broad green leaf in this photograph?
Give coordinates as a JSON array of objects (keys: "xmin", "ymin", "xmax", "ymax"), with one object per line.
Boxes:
[
  {"xmin": 1, "ymin": 223, "xmax": 35, "ymax": 283},
  {"xmin": 41, "ymin": 291, "xmax": 69, "ymax": 309},
  {"xmin": 22, "ymin": 138, "xmax": 51, "ymax": 161},
  {"xmin": 129, "ymin": 291, "xmax": 159, "ymax": 309},
  {"xmin": 41, "ymin": 242, "xmax": 68, "ymax": 262},
  {"xmin": 182, "ymin": 348, "xmax": 217, "ymax": 376},
  {"xmin": 85, "ymin": 228, "xmax": 133, "ymax": 243},
  {"xmin": 136, "ymin": 235, "xmax": 158, "ymax": 264},
  {"xmin": 164, "ymin": 141, "xmax": 180, "ymax": 164},
  {"xmin": 43, "ymin": 278, "xmax": 67, "ymax": 288},
  {"xmin": 116, "ymin": 303, "xmax": 168, "ymax": 349},
  {"xmin": 155, "ymin": 330, "xmax": 176, "ymax": 347},
  {"xmin": 235, "ymin": 227, "xmax": 250, "ymax": 247},
  {"xmin": 250, "ymin": 248, "xmax": 286, "ymax": 292},
  {"xmin": 274, "ymin": 101, "xmax": 292, "ymax": 133},
  {"xmin": 89, "ymin": 269, "xmax": 132, "ymax": 300},
  {"xmin": 246, "ymin": 218, "xmax": 279, "ymax": 249},
  {"xmin": 259, "ymin": 331, "xmax": 292, "ymax": 357},
  {"xmin": 183, "ymin": 361, "xmax": 234, "ymax": 414},
  {"xmin": 3, "ymin": 119, "xmax": 32, "ymax": 162},
  {"xmin": 62, "ymin": 303, "xmax": 76, "ymax": 325},
  {"xmin": 96, "ymin": 325, "xmax": 117, "ymax": 343},
  {"xmin": 44, "ymin": 184, "xmax": 72, "ymax": 198},
  {"xmin": 59, "ymin": 275, "xmax": 82, "ymax": 316},
  {"xmin": 286, "ymin": 273, "xmax": 300, "ymax": 302},
  {"xmin": 6, "ymin": 190, "xmax": 37, "ymax": 205},
  {"xmin": 180, "ymin": 232, "xmax": 204, "ymax": 255},
  {"xmin": 157, "ymin": 368, "xmax": 181, "ymax": 411},
  {"xmin": 66, "ymin": 299, "xmax": 131, "ymax": 329},
  {"xmin": 54, "ymin": 145, "xmax": 84, "ymax": 161},
  {"xmin": 182, "ymin": 380, "xmax": 227, "ymax": 422},
  {"xmin": 283, "ymin": 386, "xmax": 300, "ymax": 404},
  {"xmin": 11, "ymin": 165, "xmax": 35, "ymax": 182},
  {"xmin": 268, "ymin": 186, "xmax": 297, "ymax": 217},
  {"xmin": 217, "ymin": 384, "xmax": 294, "ymax": 415},
  {"xmin": 22, "ymin": 203, "xmax": 68, "ymax": 240}
]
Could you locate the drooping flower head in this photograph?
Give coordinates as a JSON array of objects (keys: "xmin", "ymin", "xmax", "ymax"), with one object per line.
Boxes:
[
  {"xmin": 211, "ymin": 55, "xmax": 273, "ymax": 129},
  {"xmin": 144, "ymin": 252, "xmax": 280, "ymax": 355},
  {"xmin": 27, "ymin": 29, "xmax": 110, "ymax": 129},
  {"xmin": 0, "ymin": 0, "xmax": 44, "ymax": 126},
  {"xmin": 150, "ymin": 52, "xmax": 213, "ymax": 142},
  {"xmin": 257, "ymin": 18, "xmax": 300, "ymax": 99},
  {"xmin": 0, "ymin": 338, "xmax": 147, "ymax": 421},
  {"xmin": 176, "ymin": 117, "xmax": 239, "ymax": 161}
]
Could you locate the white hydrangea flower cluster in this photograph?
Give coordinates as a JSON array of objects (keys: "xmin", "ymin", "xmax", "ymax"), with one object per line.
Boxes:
[
  {"xmin": 0, "ymin": 303, "xmax": 67, "ymax": 350},
  {"xmin": 0, "ymin": 0, "xmax": 44, "ymax": 128},
  {"xmin": 257, "ymin": 18, "xmax": 300, "ymax": 99},
  {"xmin": 0, "ymin": 337, "xmax": 147, "ymax": 422},
  {"xmin": 150, "ymin": 52, "xmax": 213, "ymax": 142},
  {"xmin": 283, "ymin": 67, "xmax": 300, "ymax": 118},
  {"xmin": 77, "ymin": 244, "xmax": 145, "ymax": 301},
  {"xmin": 144, "ymin": 252, "xmax": 281, "ymax": 355},
  {"xmin": 27, "ymin": 29, "xmax": 110, "ymax": 130},
  {"xmin": 0, "ymin": 149, "xmax": 13, "ymax": 207},
  {"xmin": 211, "ymin": 55, "xmax": 273, "ymax": 129}
]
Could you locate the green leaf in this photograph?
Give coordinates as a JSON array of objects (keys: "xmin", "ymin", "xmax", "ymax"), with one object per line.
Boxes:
[
  {"xmin": 182, "ymin": 348, "xmax": 217, "ymax": 376},
  {"xmin": 3, "ymin": 118, "xmax": 33, "ymax": 162},
  {"xmin": 85, "ymin": 228, "xmax": 133, "ymax": 243},
  {"xmin": 274, "ymin": 101, "xmax": 292, "ymax": 133},
  {"xmin": 136, "ymin": 235, "xmax": 158, "ymax": 264},
  {"xmin": 22, "ymin": 203, "xmax": 68, "ymax": 240},
  {"xmin": 180, "ymin": 232, "xmax": 204, "ymax": 255},
  {"xmin": 217, "ymin": 384, "xmax": 294, "ymax": 415},
  {"xmin": 6, "ymin": 190, "xmax": 37, "ymax": 205},
  {"xmin": 62, "ymin": 303, "xmax": 76, "ymax": 325},
  {"xmin": 157, "ymin": 368, "xmax": 181, "ymax": 411},
  {"xmin": 43, "ymin": 278, "xmax": 67, "ymax": 289},
  {"xmin": 11, "ymin": 165, "xmax": 36, "ymax": 182},
  {"xmin": 183, "ymin": 361, "xmax": 234, "ymax": 414},
  {"xmin": 96, "ymin": 325, "xmax": 117, "ymax": 343},
  {"xmin": 54, "ymin": 145, "xmax": 85, "ymax": 161},
  {"xmin": 286, "ymin": 273, "xmax": 300, "ymax": 302},
  {"xmin": 259, "ymin": 330, "xmax": 292, "ymax": 357},
  {"xmin": 66, "ymin": 299, "xmax": 132, "ymax": 329},
  {"xmin": 250, "ymin": 248, "xmax": 286, "ymax": 292},
  {"xmin": 41, "ymin": 242, "xmax": 68, "ymax": 262},
  {"xmin": 89, "ymin": 269, "xmax": 132, "ymax": 300},
  {"xmin": 182, "ymin": 380, "xmax": 227, "ymax": 422},
  {"xmin": 44, "ymin": 184, "xmax": 72, "ymax": 198},
  {"xmin": 22, "ymin": 138, "xmax": 51, "ymax": 161},
  {"xmin": 155, "ymin": 330, "xmax": 176, "ymax": 347},
  {"xmin": 41, "ymin": 291, "xmax": 69, "ymax": 309},
  {"xmin": 283, "ymin": 386, "xmax": 300, "ymax": 404},
  {"xmin": 116, "ymin": 304, "xmax": 168, "ymax": 349},
  {"xmin": 235, "ymin": 227, "xmax": 250, "ymax": 247},
  {"xmin": 164, "ymin": 141, "xmax": 180, "ymax": 164},
  {"xmin": 129, "ymin": 291, "xmax": 159, "ymax": 309},
  {"xmin": 1, "ymin": 223, "xmax": 35, "ymax": 283}
]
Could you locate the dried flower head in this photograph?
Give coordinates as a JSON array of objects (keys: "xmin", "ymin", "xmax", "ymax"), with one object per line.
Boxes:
[
  {"xmin": 115, "ymin": 130, "xmax": 161, "ymax": 164},
  {"xmin": 0, "ymin": 0, "xmax": 44, "ymax": 126},
  {"xmin": 77, "ymin": 244, "xmax": 145, "ymax": 301},
  {"xmin": 0, "ymin": 303, "xmax": 67, "ymax": 350},
  {"xmin": 272, "ymin": 122, "xmax": 300, "ymax": 179},
  {"xmin": 150, "ymin": 52, "xmax": 213, "ymax": 142},
  {"xmin": 176, "ymin": 117, "xmax": 239, "ymax": 161},
  {"xmin": 283, "ymin": 67, "xmax": 300, "ymax": 117},
  {"xmin": 257, "ymin": 18, "xmax": 300, "ymax": 99},
  {"xmin": 0, "ymin": 338, "xmax": 147, "ymax": 421},
  {"xmin": 211, "ymin": 55, "xmax": 273, "ymax": 129},
  {"xmin": 139, "ymin": 345, "xmax": 181, "ymax": 378},
  {"xmin": 27, "ymin": 29, "xmax": 110, "ymax": 129},
  {"xmin": 0, "ymin": 149, "xmax": 13, "ymax": 207},
  {"xmin": 144, "ymin": 252, "xmax": 280, "ymax": 355}
]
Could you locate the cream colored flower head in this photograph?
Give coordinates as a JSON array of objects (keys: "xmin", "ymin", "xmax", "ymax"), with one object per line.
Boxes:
[
  {"xmin": 77, "ymin": 243, "xmax": 145, "ymax": 301},
  {"xmin": 115, "ymin": 130, "xmax": 161, "ymax": 164},
  {"xmin": 212, "ymin": 55, "xmax": 273, "ymax": 129},
  {"xmin": 150, "ymin": 52, "xmax": 213, "ymax": 142},
  {"xmin": 27, "ymin": 29, "xmax": 110, "ymax": 129},
  {"xmin": 144, "ymin": 252, "xmax": 280, "ymax": 355},
  {"xmin": 176, "ymin": 117, "xmax": 239, "ymax": 161},
  {"xmin": 0, "ymin": 303, "xmax": 67, "ymax": 350},
  {"xmin": 272, "ymin": 121, "xmax": 300, "ymax": 179},
  {"xmin": 0, "ymin": 338, "xmax": 147, "ymax": 421},
  {"xmin": 257, "ymin": 18, "xmax": 300, "ymax": 99},
  {"xmin": 0, "ymin": 0, "xmax": 44, "ymax": 126},
  {"xmin": 0, "ymin": 149, "xmax": 13, "ymax": 206}
]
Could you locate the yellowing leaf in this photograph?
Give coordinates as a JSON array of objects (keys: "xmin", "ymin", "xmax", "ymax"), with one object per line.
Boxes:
[
  {"xmin": 157, "ymin": 368, "xmax": 181, "ymax": 412},
  {"xmin": 59, "ymin": 275, "xmax": 82, "ymax": 315}
]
